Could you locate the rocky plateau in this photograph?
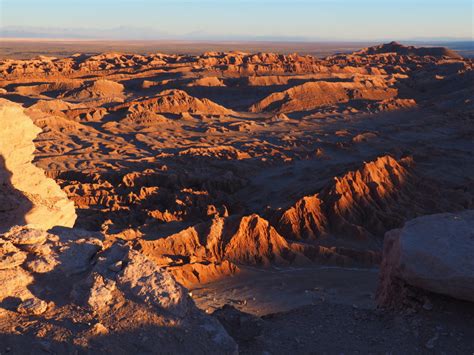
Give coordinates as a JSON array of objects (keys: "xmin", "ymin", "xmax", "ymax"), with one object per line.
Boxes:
[{"xmin": 0, "ymin": 41, "xmax": 473, "ymax": 353}]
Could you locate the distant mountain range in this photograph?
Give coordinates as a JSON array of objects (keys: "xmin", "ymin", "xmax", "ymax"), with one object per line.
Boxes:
[
  {"xmin": 1, "ymin": 26, "xmax": 473, "ymax": 43},
  {"xmin": 0, "ymin": 26, "xmax": 170, "ymax": 40}
]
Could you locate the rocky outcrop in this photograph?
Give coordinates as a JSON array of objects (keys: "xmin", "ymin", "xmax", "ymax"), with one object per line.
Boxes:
[
  {"xmin": 111, "ymin": 89, "xmax": 233, "ymax": 115},
  {"xmin": 278, "ymin": 155, "xmax": 468, "ymax": 241},
  {"xmin": 139, "ymin": 214, "xmax": 304, "ymax": 266},
  {"xmin": 250, "ymin": 80, "xmax": 397, "ymax": 113},
  {"xmin": 137, "ymin": 214, "xmax": 311, "ymax": 285},
  {"xmin": 323, "ymin": 155, "xmax": 415, "ymax": 239},
  {"xmin": 0, "ymin": 99, "xmax": 77, "ymax": 232},
  {"xmin": 355, "ymin": 41, "xmax": 463, "ymax": 59},
  {"xmin": 277, "ymin": 156, "xmax": 414, "ymax": 240},
  {"xmin": 187, "ymin": 76, "xmax": 226, "ymax": 87},
  {"xmin": 138, "ymin": 212, "xmax": 382, "ymax": 285},
  {"xmin": 60, "ymin": 79, "xmax": 125, "ymax": 101},
  {"xmin": 0, "ymin": 226, "xmax": 237, "ymax": 353},
  {"xmin": 377, "ymin": 210, "xmax": 474, "ymax": 307},
  {"xmin": 225, "ymin": 214, "xmax": 303, "ymax": 266},
  {"xmin": 278, "ymin": 195, "xmax": 328, "ymax": 241}
]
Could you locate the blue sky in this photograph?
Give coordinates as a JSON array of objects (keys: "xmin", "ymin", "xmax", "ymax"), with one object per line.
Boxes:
[{"xmin": 0, "ymin": 0, "xmax": 472, "ymax": 40}]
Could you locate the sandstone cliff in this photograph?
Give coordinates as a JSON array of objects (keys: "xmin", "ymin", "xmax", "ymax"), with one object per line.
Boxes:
[{"xmin": 0, "ymin": 99, "xmax": 77, "ymax": 232}]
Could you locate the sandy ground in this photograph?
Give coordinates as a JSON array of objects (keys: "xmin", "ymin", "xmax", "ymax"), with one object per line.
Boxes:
[
  {"xmin": 192, "ymin": 266, "xmax": 474, "ymax": 354},
  {"xmin": 192, "ymin": 265, "xmax": 379, "ymax": 316}
]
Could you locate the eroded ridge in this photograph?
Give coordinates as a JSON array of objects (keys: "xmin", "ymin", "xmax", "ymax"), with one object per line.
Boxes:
[{"xmin": 0, "ymin": 42, "xmax": 472, "ymax": 288}]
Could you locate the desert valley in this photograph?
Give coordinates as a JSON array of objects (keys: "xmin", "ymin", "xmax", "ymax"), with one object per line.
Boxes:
[{"xmin": 0, "ymin": 40, "xmax": 473, "ymax": 353}]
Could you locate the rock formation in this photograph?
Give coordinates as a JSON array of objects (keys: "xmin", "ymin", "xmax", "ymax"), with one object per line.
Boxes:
[
  {"xmin": 377, "ymin": 210, "xmax": 474, "ymax": 307},
  {"xmin": 0, "ymin": 99, "xmax": 77, "ymax": 232},
  {"xmin": 277, "ymin": 194, "xmax": 328, "ymax": 241},
  {"xmin": 250, "ymin": 79, "xmax": 397, "ymax": 113},
  {"xmin": 137, "ymin": 214, "xmax": 306, "ymax": 286},
  {"xmin": 0, "ymin": 103, "xmax": 237, "ymax": 350},
  {"xmin": 322, "ymin": 155, "xmax": 417, "ymax": 239},
  {"xmin": 0, "ymin": 226, "xmax": 237, "ymax": 353},
  {"xmin": 0, "ymin": 42, "xmax": 471, "ymax": 287},
  {"xmin": 138, "ymin": 210, "xmax": 387, "ymax": 286},
  {"xmin": 355, "ymin": 41, "xmax": 463, "ymax": 59},
  {"xmin": 1, "ymin": 40, "xmax": 473, "ymax": 353},
  {"xmin": 60, "ymin": 79, "xmax": 125, "ymax": 102},
  {"xmin": 111, "ymin": 89, "xmax": 232, "ymax": 115},
  {"xmin": 277, "ymin": 155, "xmax": 468, "ymax": 241}
]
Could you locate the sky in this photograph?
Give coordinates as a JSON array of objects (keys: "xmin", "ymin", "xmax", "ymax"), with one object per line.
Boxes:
[{"xmin": 0, "ymin": 0, "xmax": 473, "ymax": 41}]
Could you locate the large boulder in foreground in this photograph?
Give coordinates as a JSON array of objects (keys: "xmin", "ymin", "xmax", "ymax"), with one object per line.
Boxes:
[
  {"xmin": 377, "ymin": 210, "xmax": 474, "ymax": 307},
  {"xmin": 0, "ymin": 99, "xmax": 76, "ymax": 232}
]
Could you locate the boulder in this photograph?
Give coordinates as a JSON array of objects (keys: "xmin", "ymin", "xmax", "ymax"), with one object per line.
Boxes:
[
  {"xmin": 116, "ymin": 248, "xmax": 190, "ymax": 317},
  {"xmin": 377, "ymin": 210, "xmax": 474, "ymax": 306},
  {"xmin": 86, "ymin": 273, "xmax": 117, "ymax": 312},
  {"xmin": 0, "ymin": 241, "xmax": 27, "ymax": 269}
]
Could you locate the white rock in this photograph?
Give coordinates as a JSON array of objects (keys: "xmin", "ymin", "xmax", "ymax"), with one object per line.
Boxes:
[
  {"xmin": 0, "ymin": 99, "xmax": 77, "ymax": 232},
  {"xmin": 87, "ymin": 273, "xmax": 116, "ymax": 312},
  {"xmin": 116, "ymin": 248, "xmax": 190, "ymax": 317}
]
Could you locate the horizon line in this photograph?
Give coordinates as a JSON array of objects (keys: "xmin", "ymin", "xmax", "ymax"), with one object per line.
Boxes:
[{"xmin": 1, "ymin": 37, "xmax": 473, "ymax": 44}]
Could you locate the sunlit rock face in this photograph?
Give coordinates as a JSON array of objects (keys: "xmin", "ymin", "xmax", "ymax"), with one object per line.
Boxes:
[
  {"xmin": 277, "ymin": 155, "xmax": 468, "ymax": 242},
  {"xmin": 0, "ymin": 99, "xmax": 77, "ymax": 232}
]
